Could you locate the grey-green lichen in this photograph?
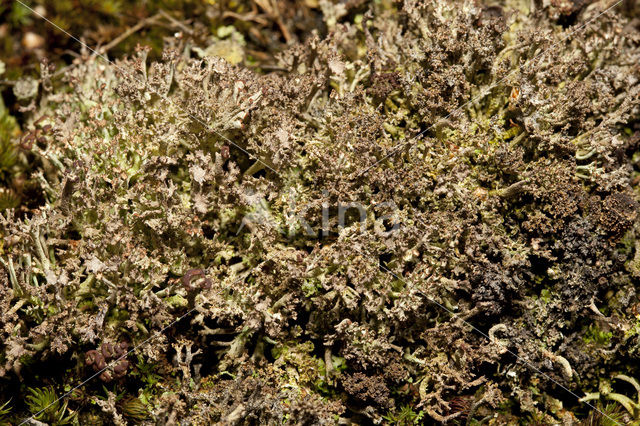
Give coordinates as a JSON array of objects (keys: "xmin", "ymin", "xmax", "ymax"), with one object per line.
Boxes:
[{"xmin": 1, "ymin": 0, "xmax": 640, "ymax": 424}]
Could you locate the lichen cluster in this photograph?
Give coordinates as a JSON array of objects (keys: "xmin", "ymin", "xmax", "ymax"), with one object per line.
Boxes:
[{"xmin": 1, "ymin": 0, "xmax": 640, "ymax": 424}]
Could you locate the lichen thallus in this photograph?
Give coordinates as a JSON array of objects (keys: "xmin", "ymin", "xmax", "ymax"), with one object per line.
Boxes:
[{"xmin": 15, "ymin": 0, "xmax": 626, "ymax": 424}]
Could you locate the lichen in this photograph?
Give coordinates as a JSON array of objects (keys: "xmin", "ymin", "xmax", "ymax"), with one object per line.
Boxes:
[{"xmin": 1, "ymin": 0, "xmax": 640, "ymax": 423}]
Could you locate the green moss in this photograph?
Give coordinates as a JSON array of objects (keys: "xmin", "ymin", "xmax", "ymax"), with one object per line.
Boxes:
[
  {"xmin": 25, "ymin": 387, "xmax": 77, "ymax": 425},
  {"xmin": 536, "ymin": 289, "xmax": 551, "ymax": 305},
  {"xmin": 383, "ymin": 405, "xmax": 425, "ymax": 425},
  {"xmin": 584, "ymin": 324, "xmax": 613, "ymax": 346}
]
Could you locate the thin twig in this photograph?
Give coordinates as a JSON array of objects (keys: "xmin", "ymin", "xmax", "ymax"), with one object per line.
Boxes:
[
  {"xmin": 98, "ymin": 12, "xmax": 163, "ymax": 55},
  {"xmin": 222, "ymin": 10, "xmax": 269, "ymax": 26},
  {"xmin": 158, "ymin": 9, "xmax": 194, "ymax": 35}
]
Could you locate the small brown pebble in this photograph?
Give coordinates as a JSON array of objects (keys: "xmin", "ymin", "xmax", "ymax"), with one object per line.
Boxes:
[
  {"xmin": 94, "ymin": 354, "xmax": 107, "ymax": 370},
  {"xmin": 114, "ymin": 359, "xmax": 129, "ymax": 375},
  {"xmin": 99, "ymin": 371, "xmax": 113, "ymax": 382},
  {"xmin": 101, "ymin": 342, "xmax": 115, "ymax": 359},
  {"xmin": 85, "ymin": 349, "xmax": 99, "ymax": 365}
]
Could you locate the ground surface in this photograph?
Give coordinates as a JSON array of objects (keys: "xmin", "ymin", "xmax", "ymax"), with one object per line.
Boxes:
[{"xmin": 1, "ymin": 0, "xmax": 640, "ymax": 425}]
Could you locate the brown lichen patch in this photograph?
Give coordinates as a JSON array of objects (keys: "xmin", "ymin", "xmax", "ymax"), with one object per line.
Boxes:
[{"xmin": 341, "ymin": 371, "xmax": 393, "ymax": 409}]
